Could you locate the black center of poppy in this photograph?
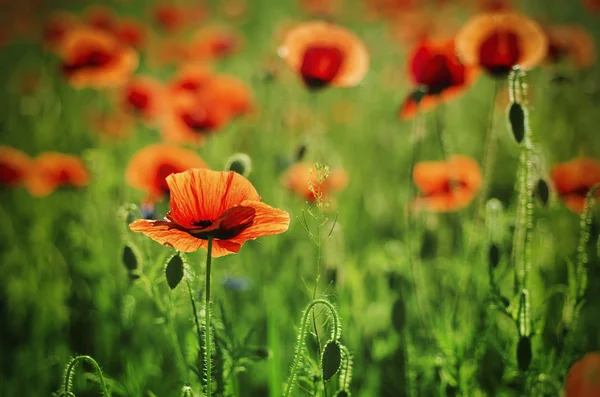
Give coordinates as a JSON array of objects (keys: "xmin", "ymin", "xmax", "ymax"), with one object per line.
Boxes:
[
  {"xmin": 127, "ymin": 89, "xmax": 150, "ymax": 111},
  {"xmin": 479, "ymin": 30, "xmax": 521, "ymax": 77},
  {"xmin": 62, "ymin": 48, "xmax": 113, "ymax": 75},
  {"xmin": 194, "ymin": 219, "xmax": 213, "ymax": 228},
  {"xmin": 300, "ymin": 45, "xmax": 344, "ymax": 90},
  {"xmin": 0, "ymin": 163, "xmax": 21, "ymax": 185},
  {"xmin": 417, "ymin": 54, "xmax": 461, "ymax": 95},
  {"xmin": 180, "ymin": 111, "xmax": 216, "ymax": 132}
]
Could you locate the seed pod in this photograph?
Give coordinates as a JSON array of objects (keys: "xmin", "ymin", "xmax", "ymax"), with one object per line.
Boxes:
[
  {"xmin": 165, "ymin": 254, "xmax": 184, "ymax": 290},
  {"xmin": 335, "ymin": 390, "xmax": 350, "ymax": 397},
  {"xmin": 225, "ymin": 153, "xmax": 252, "ymax": 177},
  {"xmin": 322, "ymin": 340, "xmax": 342, "ymax": 381},
  {"xmin": 391, "ymin": 298, "xmax": 406, "ymax": 333},
  {"xmin": 535, "ymin": 179, "xmax": 550, "ymax": 208},
  {"xmin": 122, "ymin": 245, "xmax": 138, "ymax": 271},
  {"xmin": 488, "ymin": 244, "xmax": 501, "ymax": 269},
  {"xmin": 508, "ymin": 102, "xmax": 525, "ymax": 144},
  {"xmin": 517, "ymin": 336, "xmax": 532, "ymax": 371}
]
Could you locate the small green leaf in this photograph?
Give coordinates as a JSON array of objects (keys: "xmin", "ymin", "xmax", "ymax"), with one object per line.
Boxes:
[
  {"xmin": 516, "ymin": 336, "xmax": 532, "ymax": 372},
  {"xmin": 508, "ymin": 102, "xmax": 525, "ymax": 143},
  {"xmin": 391, "ymin": 298, "xmax": 406, "ymax": 333},
  {"xmin": 488, "ymin": 244, "xmax": 501, "ymax": 269},
  {"xmin": 122, "ymin": 245, "xmax": 138, "ymax": 271},
  {"xmin": 165, "ymin": 254, "xmax": 184, "ymax": 290},
  {"xmin": 321, "ymin": 341, "xmax": 342, "ymax": 381}
]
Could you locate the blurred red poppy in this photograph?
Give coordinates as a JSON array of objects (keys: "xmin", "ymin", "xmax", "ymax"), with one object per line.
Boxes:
[
  {"xmin": 120, "ymin": 76, "xmax": 163, "ymax": 121},
  {"xmin": 551, "ymin": 157, "xmax": 600, "ymax": 213},
  {"xmin": 129, "ymin": 168, "xmax": 290, "ymax": 257},
  {"xmin": 26, "ymin": 153, "xmax": 89, "ymax": 197},
  {"xmin": 152, "ymin": 4, "xmax": 207, "ymax": 33},
  {"xmin": 282, "ymin": 162, "xmax": 348, "ymax": 203},
  {"xmin": 566, "ymin": 352, "xmax": 600, "ymax": 397},
  {"xmin": 545, "ymin": 25, "xmax": 596, "ymax": 69},
  {"xmin": 399, "ymin": 38, "xmax": 479, "ymax": 119},
  {"xmin": 0, "ymin": 146, "xmax": 32, "ymax": 187},
  {"xmin": 413, "ymin": 155, "xmax": 482, "ymax": 212},
  {"xmin": 114, "ymin": 18, "xmax": 146, "ymax": 49},
  {"xmin": 583, "ymin": 0, "xmax": 600, "ymax": 14},
  {"xmin": 279, "ymin": 21, "xmax": 369, "ymax": 89},
  {"xmin": 189, "ymin": 25, "xmax": 241, "ymax": 61},
  {"xmin": 455, "ymin": 12, "xmax": 547, "ymax": 77},
  {"xmin": 126, "ymin": 144, "xmax": 208, "ymax": 201},
  {"xmin": 59, "ymin": 27, "xmax": 138, "ymax": 89}
]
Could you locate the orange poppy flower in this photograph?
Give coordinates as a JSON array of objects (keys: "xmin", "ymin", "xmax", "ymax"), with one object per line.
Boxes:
[
  {"xmin": 114, "ymin": 18, "xmax": 146, "ymax": 49},
  {"xmin": 26, "ymin": 153, "xmax": 89, "ymax": 197},
  {"xmin": 399, "ymin": 38, "xmax": 479, "ymax": 119},
  {"xmin": 566, "ymin": 352, "xmax": 600, "ymax": 397},
  {"xmin": 279, "ymin": 21, "xmax": 369, "ymax": 89},
  {"xmin": 0, "ymin": 146, "xmax": 32, "ymax": 187},
  {"xmin": 551, "ymin": 157, "xmax": 600, "ymax": 213},
  {"xmin": 545, "ymin": 25, "xmax": 596, "ymax": 69},
  {"xmin": 43, "ymin": 11, "xmax": 80, "ymax": 52},
  {"xmin": 120, "ymin": 76, "xmax": 163, "ymax": 121},
  {"xmin": 59, "ymin": 27, "xmax": 138, "ymax": 89},
  {"xmin": 126, "ymin": 143, "xmax": 208, "ymax": 201},
  {"xmin": 455, "ymin": 12, "xmax": 547, "ymax": 77},
  {"xmin": 189, "ymin": 25, "xmax": 241, "ymax": 60},
  {"xmin": 282, "ymin": 162, "xmax": 348, "ymax": 203},
  {"xmin": 129, "ymin": 168, "xmax": 290, "ymax": 257},
  {"xmin": 413, "ymin": 155, "xmax": 482, "ymax": 212},
  {"xmin": 168, "ymin": 64, "xmax": 214, "ymax": 95},
  {"xmin": 152, "ymin": 4, "xmax": 206, "ymax": 33}
]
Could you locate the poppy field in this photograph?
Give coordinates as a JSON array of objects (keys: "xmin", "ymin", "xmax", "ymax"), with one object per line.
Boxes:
[{"xmin": 2, "ymin": 0, "xmax": 600, "ymax": 396}]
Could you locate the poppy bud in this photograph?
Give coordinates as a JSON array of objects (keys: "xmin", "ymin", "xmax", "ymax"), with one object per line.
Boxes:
[
  {"xmin": 516, "ymin": 336, "xmax": 532, "ymax": 371},
  {"xmin": 321, "ymin": 340, "xmax": 342, "ymax": 381},
  {"xmin": 488, "ymin": 244, "xmax": 501, "ymax": 269},
  {"xmin": 165, "ymin": 254, "xmax": 185, "ymax": 290},
  {"xmin": 326, "ymin": 267, "xmax": 338, "ymax": 286},
  {"xmin": 180, "ymin": 386, "xmax": 193, "ymax": 397},
  {"xmin": 225, "ymin": 153, "xmax": 252, "ymax": 177},
  {"xmin": 122, "ymin": 245, "xmax": 138, "ymax": 271},
  {"xmin": 249, "ymin": 346, "xmax": 271, "ymax": 360},
  {"xmin": 335, "ymin": 390, "xmax": 350, "ymax": 397},
  {"xmin": 508, "ymin": 102, "xmax": 526, "ymax": 144},
  {"xmin": 535, "ymin": 179, "xmax": 550, "ymax": 207},
  {"xmin": 296, "ymin": 143, "xmax": 308, "ymax": 162}
]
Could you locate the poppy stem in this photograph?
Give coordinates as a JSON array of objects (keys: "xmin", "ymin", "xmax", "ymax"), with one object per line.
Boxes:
[{"xmin": 204, "ymin": 238, "xmax": 214, "ymax": 397}]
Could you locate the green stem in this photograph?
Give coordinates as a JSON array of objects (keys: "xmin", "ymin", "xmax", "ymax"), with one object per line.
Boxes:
[
  {"xmin": 205, "ymin": 238, "xmax": 214, "ymax": 397},
  {"xmin": 186, "ymin": 279, "xmax": 202, "ymax": 347},
  {"xmin": 60, "ymin": 355, "xmax": 110, "ymax": 396},
  {"xmin": 283, "ymin": 299, "xmax": 341, "ymax": 397}
]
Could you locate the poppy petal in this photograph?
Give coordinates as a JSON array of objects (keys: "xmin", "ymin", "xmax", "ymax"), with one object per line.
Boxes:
[
  {"xmin": 129, "ymin": 219, "xmax": 205, "ymax": 252},
  {"xmin": 229, "ymin": 201, "xmax": 291, "ymax": 242}
]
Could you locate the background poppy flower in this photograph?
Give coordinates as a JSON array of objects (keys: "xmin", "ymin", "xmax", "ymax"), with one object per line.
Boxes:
[
  {"xmin": 120, "ymin": 76, "xmax": 163, "ymax": 121},
  {"xmin": 413, "ymin": 155, "xmax": 482, "ymax": 212},
  {"xmin": 26, "ymin": 153, "xmax": 89, "ymax": 197},
  {"xmin": 85, "ymin": 5, "xmax": 116, "ymax": 32},
  {"xmin": 279, "ymin": 21, "xmax": 369, "ymax": 89},
  {"xmin": 455, "ymin": 12, "xmax": 547, "ymax": 77},
  {"xmin": 168, "ymin": 65, "xmax": 214, "ymax": 95},
  {"xmin": 545, "ymin": 25, "xmax": 596, "ymax": 69},
  {"xmin": 59, "ymin": 27, "xmax": 139, "ymax": 89},
  {"xmin": 0, "ymin": 146, "xmax": 32, "ymax": 187},
  {"xmin": 282, "ymin": 162, "xmax": 348, "ymax": 203},
  {"xmin": 400, "ymin": 38, "xmax": 479, "ymax": 119},
  {"xmin": 551, "ymin": 157, "xmax": 600, "ymax": 213},
  {"xmin": 189, "ymin": 25, "xmax": 241, "ymax": 61},
  {"xmin": 114, "ymin": 18, "xmax": 146, "ymax": 49},
  {"xmin": 129, "ymin": 168, "xmax": 290, "ymax": 257},
  {"xmin": 43, "ymin": 12, "xmax": 80, "ymax": 53},
  {"xmin": 125, "ymin": 143, "xmax": 208, "ymax": 201},
  {"xmin": 566, "ymin": 352, "xmax": 600, "ymax": 397}
]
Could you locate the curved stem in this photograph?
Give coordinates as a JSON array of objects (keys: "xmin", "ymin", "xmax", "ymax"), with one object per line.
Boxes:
[
  {"xmin": 283, "ymin": 299, "xmax": 341, "ymax": 397},
  {"xmin": 205, "ymin": 238, "xmax": 214, "ymax": 397},
  {"xmin": 61, "ymin": 355, "xmax": 110, "ymax": 396}
]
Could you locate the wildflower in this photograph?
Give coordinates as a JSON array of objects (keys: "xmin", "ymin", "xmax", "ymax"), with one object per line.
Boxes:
[
  {"xmin": 551, "ymin": 157, "xmax": 600, "ymax": 213},
  {"xmin": 120, "ymin": 76, "xmax": 163, "ymax": 121},
  {"xmin": 129, "ymin": 168, "xmax": 290, "ymax": 257},
  {"xmin": 399, "ymin": 38, "xmax": 479, "ymax": 119},
  {"xmin": 279, "ymin": 21, "xmax": 369, "ymax": 89},
  {"xmin": 283, "ymin": 162, "xmax": 348, "ymax": 204},
  {"xmin": 413, "ymin": 155, "xmax": 482, "ymax": 212},
  {"xmin": 59, "ymin": 27, "xmax": 138, "ymax": 89},
  {"xmin": 455, "ymin": 12, "xmax": 547, "ymax": 77},
  {"xmin": 565, "ymin": 352, "xmax": 600, "ymax": 397},
  {"xmin": 0, "ymin": 146, "xmax": 32, "ymax": 187},
  {"xmin": 26, "ymin": 153, "xmax": 89, "ymax": 197},
  {"xmin": 189, "ymin": 25, "xmax": 241, "ymax": 61},
  {"xmin": 545, "ymin": 25, "xmax": 596, "ymax": 69},
  {"xmin": 125, "ymin": 144, "xmax": 208, "ymax": 201}
]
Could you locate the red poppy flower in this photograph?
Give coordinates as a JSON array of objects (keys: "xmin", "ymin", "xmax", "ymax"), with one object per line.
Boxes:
[
  {"xmin": 152, "ymin": 4, "xmax": 206, "ymax": 33},
  {"xmin": 126, "ymin": 143, "xmax": 208, "ymax": 201},
  {"xmin": 545, "ymin": 25, "xmax": 596, "ymax": 69},
  {"xmin": 551, "ymin": 157, "xmax": 600, "ymax": 213},
  {"xmin": 566, "ymin": 352, "xmax": 600, "ymax": 397},
  {"xmin": 26, "ymin": 153, "xmax": 89, "ymax": 197},
  {"xmin": 413, "ymin": 155, "xmax": 482, "ymax": 212},
  {"xmin": 129, "ymin": 168, "xmax": 290, "ymax": 257},
  {"xmin": 43, "ymin": 11, "xmax": 80, "ymax": 52},
  {"xmin": 168, "ymin": 65, "xmax": 214, "ymax": 95},
  {"xmin": 455, "ymin": 12, "xmax": 547, "ymax": 77},
  {"xmin": 399, "ymin": 38, "xmax": 479, "ymax": 119},
  {"xmin": 279, "ymin": 21, "xmax": 369, "ymax": 89},
  {"xmin": 120, "ymin": 76, "xmax": 163, "ymax": 121},
  {"xmin": 58, "ymin": 27, "xmax": 138, "ymax": 89},
  {"xmin": 114, "ymin": 18, "xmax": 146, "ymax": 49},
  {"xmin": 189, "ymin": 25, "xmax": 241, "ymax": 60},
  {"xmin": 583, "ymin": 0, "xmax": 600, "ymax": 14},
  {"xmin": 282, "ymin": 162, "xmax": 348, "ymax": 203},
  {"xmin": 0, "ymin": 146, "xmax": 32, "ymax": 187}
]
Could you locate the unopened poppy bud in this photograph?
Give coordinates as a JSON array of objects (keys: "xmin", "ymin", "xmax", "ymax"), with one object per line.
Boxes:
[
  {"xmin": 321, "ymin": 340, "xmax": 342, "ymax": 381},
  {"xmin": 249, "ymin": 346, "xmax": 271, "ymax": 360},
  {"xmin": 122, "ymin": 245, "xmax": 138, "ymax": 271},
  {"xmin": 535, "ymin": 179, "xmax": 550, "ymax": 207},
  {"xmin": 296, "ymin": 143, "xmax": 308, "ymax": 162},
  {"xmin": 335, "ymin": 390, "xmax": 350, "ymax": 397},
  {"xmin": 326, "ymin": 268, "xmax": 337, "ymax": 286},
  {"xmin": 180, "ymin": 385, "xmax": 193, "ymax": 397},
  {"xmin": 517, "ymin": 336, "xmax": 532, "ymax": 371},
  {"xmin": 508, "ymin": 102, "xmax": 526, "ymax": 144},
  {"xmin": 488, "ymin": 244, "xmax": 501, "ymax": 269},
  {"xmin": 226, "ymin": 153, "xmax": 252, "ymax": 177}
]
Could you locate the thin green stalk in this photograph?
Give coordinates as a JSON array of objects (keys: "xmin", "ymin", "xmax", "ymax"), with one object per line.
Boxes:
[
  {"xmin": 59, "ymin": 355, "xmax": 110, "ymax": 397},
  {"xmin": 205, "ymin": 238, "xmax": 214, "ymax": 397},
  {"xmin": 186, "ymin": 278, "xmax": 202, "ymax": 346}
]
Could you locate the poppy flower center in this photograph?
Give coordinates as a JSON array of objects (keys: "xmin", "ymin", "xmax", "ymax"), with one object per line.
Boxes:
[
  {"xmin": 194, "ymin": 219, "xmax": 213, "ymax": 228},
  {"xmin": 154, "ymin": 163, "xmax": 180, "ymax": 194},
  {"xmin": 546, "ymin": 41, "xmax": 568, "ymax": 64},
  {"xmin": 300, "ymin": 45, "xmax": 344, "ymax": 89},
  {"xmin": 176, "ymin": 80, "xmax": 205, "ymax": 93},
  {"xmin": 479, "ymin": 30, "xmax": 521, "ymax": 77},
  {"xmin": 415, "ymin": 54, "xmax": 456, "ymax": 95},
  {"xmin": 212, "ymin": 35, "xmax": 236, "ymax": 56},
  {"xmin": 180, "ymin": 110, "xmax": 215, "ymax": 132},
  {"xmin": 0, "ymin": 163, "xmax": 21, "ymax": 185},
  {"xmin": 62, "ymin": 47, "xmax": 114, "ymax": 75},
  {"xmin": 425, "ymin": 178, "xmax": 469, "ymax": 197},
  {"xmin": 127, "ymin": 88, "xmax": 150, "ymax": 112}
]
